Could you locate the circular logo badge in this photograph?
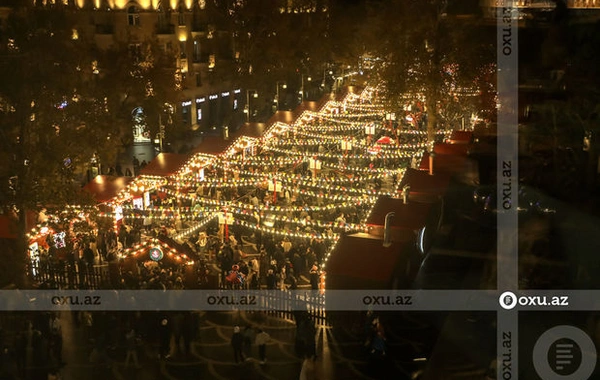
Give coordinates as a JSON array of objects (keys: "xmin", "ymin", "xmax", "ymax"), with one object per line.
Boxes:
[
  {"xmin": 533, "ymin": 325, "xmax": 596, "ymax": 380},
  {"xmin": 149, "ymin": 247, "xmax": 163, "ymax": 262},
  {"xmin": 499, "ymin": 291, "xmax": 518, "ymax": 310}
]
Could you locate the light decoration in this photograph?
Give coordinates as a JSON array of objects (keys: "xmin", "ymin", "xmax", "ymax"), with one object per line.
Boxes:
[
  {"xmin": 262, "ymin": 145, "xmax": 416, "ymax": 160},
  {"xmin": 173, "ymin": 215, "xmax": 219, "ymax": 241},
  {"xmin": 108, "ymin": 175, "xmax": 168, "ymax": 207},
  {"xmin": 119, "ymin": 238, "xmax": 194, "ymax": 265},
  {"xmin": 36, "ymin": 82, "xmax": 459, "ymax": 291},
  {"xmin": 174, "ymin": 153, "xmax": 216, "ymax": 178},
  {"xmin": 235, "ymin": 219, "xmax": 341, "ymax": 241}
]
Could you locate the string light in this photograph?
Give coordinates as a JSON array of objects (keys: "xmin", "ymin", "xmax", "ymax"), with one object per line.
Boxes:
[{"xmin": 29, "ymin": 82, "xmax": 463, "ymax": 288}]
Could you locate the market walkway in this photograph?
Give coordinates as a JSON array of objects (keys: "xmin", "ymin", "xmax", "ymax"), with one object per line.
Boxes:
[{"xmin": 42, "ymin": 309, "xmax": 415, "ymax": 380}]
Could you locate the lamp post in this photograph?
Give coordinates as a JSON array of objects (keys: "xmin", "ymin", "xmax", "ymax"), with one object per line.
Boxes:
[
  {"xmin": 275, "ymin": 81, "xmax": 287, "ymax": 111},
  {"xmin": 300, "ymin": 74, "xmax": 311, "ymax": 103},
  {"xmin": 245, "ymin": 89, "xmax": 258, "ymax": 122}
]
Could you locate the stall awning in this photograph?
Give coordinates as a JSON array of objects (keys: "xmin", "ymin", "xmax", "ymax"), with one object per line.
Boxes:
[
  {"xmin": 399, "ymin": 168, "xmax": 450, "ymax": 199},
  {"xmin": 447, "ymin": 130, "xmax": 474, "ymax": 144},
  {"xmin": 366, "ymin": 196, "xmax": 433, "ymax": 230},
  {"xmin": 326, "ymin": 233, "xmax": 410, "ymax": 289},
  {"xmin": 83, "ymin": 175, "xmax": 134, "ymax": 203},
  {"xmin": 419, "ymin": 143, "xmax": 470, "ymax": 175},
  {"xmin": 139, "ymin": 153, "xmax": 191, "ymax": 177}
]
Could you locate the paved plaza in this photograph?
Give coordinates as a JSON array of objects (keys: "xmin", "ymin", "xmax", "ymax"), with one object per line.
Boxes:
[{"xmin": 4, "ymin": 308, "xmax": 450, "ymax": 380}]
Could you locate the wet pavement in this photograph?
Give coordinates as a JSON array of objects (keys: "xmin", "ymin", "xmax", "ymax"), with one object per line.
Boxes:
[{"xmin": 23, "ymin": 308, "xmax": 439, "ymax": 380}]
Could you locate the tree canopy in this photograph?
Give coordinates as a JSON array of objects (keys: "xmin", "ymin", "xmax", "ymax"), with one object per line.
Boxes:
[
  {"xmin": 360, "ymin": 0, "xmax": 496, "ymax": 141},
  {"xmin": 0, "ymin": 6, "xmax": 180, "ymax": 211}
]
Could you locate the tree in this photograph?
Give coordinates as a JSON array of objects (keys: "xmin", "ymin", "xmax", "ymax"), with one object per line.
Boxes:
[
  {"xmin": 205, "ymin": 0, "xmax": 330, "ymax": 107},
  {"xmin": 0, "ymin": 6, "xmax": 179, "ymax": 286},
  {"xmin": 362, "ymin": 0, "xmax": 495, "ymax": 143}
]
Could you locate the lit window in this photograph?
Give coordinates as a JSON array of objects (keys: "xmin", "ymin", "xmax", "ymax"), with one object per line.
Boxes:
[{"xmin": 72, "ymin": 29, "xmax": 79, "ymax": 40}]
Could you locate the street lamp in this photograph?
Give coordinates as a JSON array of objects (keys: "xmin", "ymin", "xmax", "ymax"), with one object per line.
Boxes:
[
  {"xmin": 275, "ymin": 81, "xmax": 287, "ymax": 111},
  {"xmin": 300, "ymin": 74, "xmax": 311, "ymax": 102},
  {"xmin": 245, "ymin": 89, "xmax": 258, "ymax": 122}
]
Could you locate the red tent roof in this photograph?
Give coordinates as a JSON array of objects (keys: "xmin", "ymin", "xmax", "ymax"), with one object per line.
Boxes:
[
  {"xmin": 447, "ymin": 130, "xmax": 473, "ymax": 144},
  {"xmin": 193, "ymin": 135, "xmax": 233, "ymax": 155},
  {"xmin": 325, "ymin": 233, "xmax": 406, "ymax": 288},
  {"xmin": 139, "ymin": 153, "xmax": 191, "ymax": 177},
  {"xmin": 399, "ymin": 168, "xmax": 451, "ymax": 198},
  {"xmin": 366, "ymin": 196, "xmax": 433, "ymax": 230},
  {"xmin": 418, "ymin": 142, "xmax": 471, "ymax": 175},
  {"xmin": 82, "ymin": 175, "xmax": 135, "ymax": 203},
  {"xmin": 433, "ymin": 143, "xmax": 470, "ymax": 155},
  {"xmin": 236, "ymin": 122, "xmax": 268, "ymax": 139}
]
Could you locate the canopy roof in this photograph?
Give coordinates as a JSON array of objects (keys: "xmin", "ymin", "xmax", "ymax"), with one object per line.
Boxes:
[
  {"xmin": 82, "ymin": 175, "xmax": 134, "ymax": 203},
  {"xmin": 366, "ymin": 196, "xmax": 433, "ymax": 230},
  {"xmin": 399, "ymin": 168, "xmax": 451, "ymax": 199},
  {"xmin": 325, "ymin": 233, "xmax": 408, "ymax": 289},
  {"xmin": 139, "ymin": 153, "xmax": 191, "ymax": 177}
]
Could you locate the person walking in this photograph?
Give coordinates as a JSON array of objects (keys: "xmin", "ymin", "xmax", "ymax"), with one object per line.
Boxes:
[
  {"xmin": 158, "ymin": 317, "xmax": 171, "ymax": 359},
  {"xmin": 231, "ymin": 326, "xmax": 244, "ymax": 364},
  {"xmin": 48, "ymin": 313, "xmax": 63, "ymax": 366},
  {"xmin": 80, "ymin": 311, "xmax": 93, "ymax": 343},
  {"xmin": 124, "ymin": 328, "xmax": 140, "ymax": 368},
  {"xmin": 255, "ymin": 328, "xmax": 270, "ymax": 364},
  {"xmin": 242, "ymin": 325, "xmax": 255, "ymax": 360},
  {"xmin": 309, "ymin": 264, "xmax": 319, "ymax": 290}
]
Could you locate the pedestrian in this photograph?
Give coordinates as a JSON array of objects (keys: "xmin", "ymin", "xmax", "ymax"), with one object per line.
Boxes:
[
  {"xmin": 172, "ymin": 312, "xmax": 184, "ymax": 356},
  {"xmin": 299, "ymin": 357, "xmax": 316, "ymax": 380},
  {"xmin": 231, "ymin": 326, "xmax": 244, "ymax": 364},
  {"xmin": 124, "ymin": 328, "xmax": 140, "ymax": 368},
  {"xmin": 80, "ymin": 311, "xmax": 93, "ymax": 343},
  {"xmin": 266, "ymin": 268, "xmax": 276, "ymax": 290},
  {"xmin": 133, "ymin": 156, "xmax": 140, "ymax": 176},
  {"xmin": 158, "ymin": 317, "xmax": 171, "ymax": 359},
  {"xmin": 48, "ymin": 314, "xmax": 63, "ymax": 365},
  {"xmin": 309, "ymin": 264, "xmax": 319, "ymax": 290},
  {"xmin": 242, "ymin": 325, "xmax": 255, "ymax": 360},
  {"xmin": 255, "ymin": 328, "xmax": 270, "ymax": 364}
]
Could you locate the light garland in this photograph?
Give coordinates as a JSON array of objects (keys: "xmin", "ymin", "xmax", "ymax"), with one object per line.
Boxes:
[
  {"xmin": 36, "ymin": 84, "xmax": 455, "ymax": 282},
  {"xmin": 234, "ymin": 219, "xmax": 341, "ymax": 241},
  {"xmin": 120, "ymin": 238, "xmax": 195, "ymax": 265}
]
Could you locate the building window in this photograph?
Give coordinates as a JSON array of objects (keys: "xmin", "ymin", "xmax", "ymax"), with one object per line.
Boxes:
[
  {"xmin": 195, "ymin": 72, "xmax": 202, "ymax": 87},
  {"xmin": 193, "ymin": 40, "xmax": 201, "ymax": 62},
  {"xmin": 179, "ymin": 40, "xmax": 186, "ymax": 58},
  {"xmin": 129, "ymin": 43, "xmax": 142, "ymax": 61},
  {"xmin": 127, "ymin": 6, "xmax": 140, "ymax": 26}
]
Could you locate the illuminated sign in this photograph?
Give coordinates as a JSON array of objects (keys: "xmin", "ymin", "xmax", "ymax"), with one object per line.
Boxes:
[
  {"xmin": 182, "ymin": 100, "xmax": 192, "ymax": 107},
  {"xmin": 196, "ymin": 97, "xmax": 206, "ymax": 103},
  {"xmin": 115, "ymin": 205, "xmax": 123, "ymax": 221},
  {"xmin": 209, "ymin": 94, "xmax": 218, "ymax": 100},
  {"xmin": 149, "ymin": 247, "xmax": 164, "ymax": 261},
  {"xmin": 234, "ymin": 89, "xmax": 241, "ymax": 94},
  {"xmin": 132, "ymin": 197, "xmax": 143, "ymax": 210},
  {"xmin": 221, "ymin": 92, "xmax": 230, "ymax": 97}
]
